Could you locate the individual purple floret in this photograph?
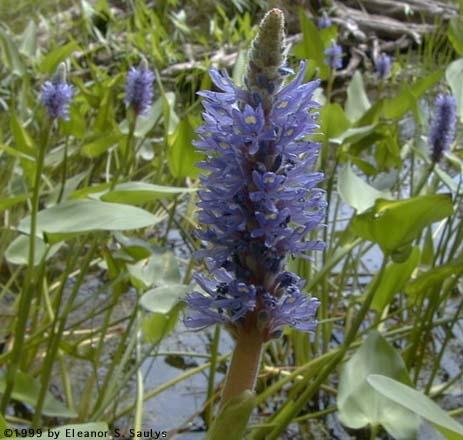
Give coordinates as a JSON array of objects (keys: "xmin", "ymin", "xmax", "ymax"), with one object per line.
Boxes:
[
  {"xmin": 317, "ymin": 15, "xmax": 332, "ymax": 29},
  {"xmin": 125, "ymin": 59, "xmax": 155, "ymax": 115},
  {"xmin": 324, "ymin": 42, "xmax": 343, "ymax": 70},
  {"xmin": 41, "ymin": 63, "xmax": 74, "ymax": 120},
  {"xmin": 428, "ymin": 93, "xmax": 457, "ymax": 163},
  {"xmin": 184, "ymin": 57, "xmax": 325, "ymax": 339},
  {"xmin": 375, "ymin": 53, "xmax": 392, "ymax": 79}
]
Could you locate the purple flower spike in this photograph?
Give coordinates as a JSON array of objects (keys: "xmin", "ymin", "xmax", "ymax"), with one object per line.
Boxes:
[
  {"xmin": 324, "ymin": 42, "xmax": 343, "ymax": 70},
  {"xmin": 428, "ymin": 93, "xmax": 457, "ymax": 163},
  {"xmin": 375, "ymin": 53, "xmax": 392, "ymax": 79},
  {"xmin": 125, "ymin": 59, "xmax": 155, "ymax": 115},
  {"xmin": 185, "ymin": 57, "xmax": 325, "ymax": 338},
  {"xmin": 41, "ymin": 63, "xmax": 74, "ymax": 120},
  {"xmin": 317, "ymin": 15, "xmax": 332, "ymax": 29}
]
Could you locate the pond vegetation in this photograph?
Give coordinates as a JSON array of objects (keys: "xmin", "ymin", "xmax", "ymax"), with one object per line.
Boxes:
[{"xmin": 0, "ymin": 1, "xmax": 462, "ymax": 439}]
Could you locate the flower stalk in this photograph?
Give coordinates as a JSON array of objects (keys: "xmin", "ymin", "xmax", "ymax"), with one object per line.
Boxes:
[{"xmin": 220, "ymin": 325, "xmax": 263, "ymax": 406}]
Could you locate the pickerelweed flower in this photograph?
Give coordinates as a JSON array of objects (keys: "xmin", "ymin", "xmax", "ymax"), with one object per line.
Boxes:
[
  {"xmin": 125, "ymin": 58, "xmax": 155, "ymax": 115},
  {"xmin": 324, "ymin": 42, "xmax": 343, "ymax": 70},
  {"xmin": 185, "ymin": 9, "xmax": 324, "ymax": 342},
  {"xmin": 375, "ymin": 53, "xmax": 392, "ymax": 79},
  {"xmin": 41, "ymin": 63, "xmax": 74, "ymax": 120},
  {"xmin": 317, "ymin": 14, "xmax": 332, "ymax": 29},
  {"xmin": 428, "ymin": 93, "xmax": 457, "ymax": 163}
]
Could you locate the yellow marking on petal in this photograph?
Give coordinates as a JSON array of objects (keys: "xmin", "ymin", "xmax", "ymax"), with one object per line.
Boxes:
[
  {"xmin": 264, "ymin": 175, "xmax": 276, "ymax": 184},
  {"xmin": 219, "ymin": 142, "xmax": 229, "ymax": 149},
  {"xmin": 277, "ymin": 100, "xmax": 289, "ymax": 109},
  {"xmin": 265, "ymin": 213, "xmax": 278, "ymax": 220},
  {"xmin": 245, "ymin": 115, "xmax": 257, "ymax": 125},
  {"xmin": 286, "ymin": 129, "xmax": 294, "ymax": 136}
]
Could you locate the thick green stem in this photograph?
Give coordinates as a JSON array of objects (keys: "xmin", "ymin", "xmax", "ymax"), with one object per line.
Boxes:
[
  {"xmin": 0, "ymin": 124, "xmax": 51, "ymax": 413},
  {"xmin": 220, "ymin": 327, "xmax": 263, "ymax": 407}
]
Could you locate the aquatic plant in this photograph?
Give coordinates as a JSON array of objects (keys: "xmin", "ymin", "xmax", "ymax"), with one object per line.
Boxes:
[
  {"xmin": 324, "ymin": 41, "xmax": 343, "ymax": 70},
  {"xmin": 125, "ymin": 58, "xmax": 155, "ymax": 116},
  {"xmin": 185, "ymin": 8, "xmax": 325, "ymax": 410},
  {"xmin": 317, "ymin": 14, "xmax": 332, "ymax": 29},
  {"xmin": 375, "ymin": 53, "xmax": 392, "ymax": 79},
  {"xmin": 41, "ymin": 62, "xmax": 74, "ymax": 120},
  {"xmin": 428, "ymin": 93, "xmax": 457, "ymax": 163}
]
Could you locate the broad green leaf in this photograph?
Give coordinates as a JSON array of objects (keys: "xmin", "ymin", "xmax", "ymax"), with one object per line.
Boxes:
[
  {"xmin": 80, "ymin": 133, "xmax": 122, "ymax": 158},
  {"xmin": 0, "ymin": 414, "xmax": 8, "ymax": 434},
  {"xmin": 128, "ymin": 251, "xmax": 181, "ymax": 288},
  {"xmin": 338, "ymin": 331, "xmax": 419, "ymax": 439},
  {"xmin": 19, "ymin": 21, "xmax": 37, "ymax": 58},
  {"xmin": 0, "ymin": 28, "xmax": 25, "ymax": 75},
  {"xmin": 0, "ymin": 370, "xmax": 77, "ymax": 418},
  {"xmin": 142, "ymin": 306, "xmax": 180, "ymax": 344},
  {"xmin": 38, "ymin": 41, "xmax": 79, "ymax": 74},
  {"xmin": 47, "ymin": 172, "xmax": 88, "ymax": 205},
  {"xmin": 405, "ymin": 256, "xmax": 463, "ymax": 298},
  {"xmin": 10, "ymin": 113, "xmax": 34, "ymax": 154},
  {"xmin": 446, "ymin": 58, "xmax": 463, "ymax": 122},
  {"xmin": 140, "ymin": 284, "xmax": 189, "ymax": 314},
  {"xmin": 101, "ymin": 182, "xmax": 197, "ymax": 205},
  {"xmin": 119, "ymin": 95, "xmax": 163, "ymax": 138},
  {"xmin": 293, "ymin": 11, "xmax": 329, "ymax": 79},
  {"xmin": 371, "ymin": 247, "xmax": 420, "ymax": 311},
  {"xmin": 47, "ymin": 423, "xmax": 109, "ymax": 440},
  {"xmin": 161, "ymin": 91, "xmax": 179, "ymax": 136},
  {"xmin": 5, "ymin": 234, "xmax": 62, "ymax": 266},
  {"xmin": 382, "ymin": 71, "xmax": 443, "ymax": 120},
  {"xmin": 448, "ymin": 17, "xmax": 463, "ymax": 55},
  {"xmin": 319, "ymin": 103, "xmax": 350, "ymax": 141},
  {"xmin": 168, "ymin": 117, "xmax": 202, "ymax": 179},
  {"xmin": 338, "ymin": 163, "xmax": 391, "ymax": 213},
  {"xmin": 345, "ymin": 71, "xmax": 371, "ymax": 122},
  {"xmin": 113, "ymin": 232, "xmax": 153, "ymax": 261},
  {"xmin": 351, "ymin": 194, "xmax": 453, "ymax": 254},
  {"xmin": 367, "ymin": 375, "xmax": 463, "ymax": 439},
  {"xmin": 18, "ymin": 200, "xmax": 162, "ymax": 243},
  {"xmin": 331, "ymin": 124, "xmax": 377, "ymax": 146},
  {"xmin": 0, "ymin": 194, "xmax": 28, "ymax": 213},
  {"xmin": 206, "ymin": 391, "xmax": 256, "ymax": 440}
]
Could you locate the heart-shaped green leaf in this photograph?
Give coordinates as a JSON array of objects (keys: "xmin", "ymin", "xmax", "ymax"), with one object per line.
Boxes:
[
  {"xmin": 0, "ymin": 371, "xmax": 77, "ymax": 418},
  {"xmin": 18, "ymin": 200, "xmax": 162, "ymax": 243},
  {"xmin": 351, "ymin": 194, "xmax": 453, "ymax": 254},
  {"xmin": 101, "ymin": 181, "xmax": 197, "ymax": 205},
  {"xmin": 338, "ymin": 163, "xmax": 391, "ymax": 213},
  {"xmin": 128, "ymin": 251, "xmax": 181, "ymax": 288},
  {"xmin": 140, "ymin": 284, "xmax": 189, "ymax": 314},
  {"xmin": 337, "ymin": 331, "xmax": 419, "ymax": 439},
  {"xmin": 367, "ymin": 375, "xmax": 463, "ymax": 439}
]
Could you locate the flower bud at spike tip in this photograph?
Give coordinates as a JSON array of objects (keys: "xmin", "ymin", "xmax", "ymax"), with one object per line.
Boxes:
[
  {"xmin": 245, "ymin": 8, "xmax": 286, "ymax": 108},
  {"xmin": 53, "ymin": 62, "xmax": 67, "ymax": 84}
]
